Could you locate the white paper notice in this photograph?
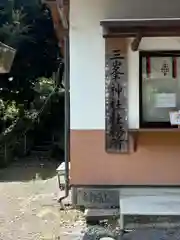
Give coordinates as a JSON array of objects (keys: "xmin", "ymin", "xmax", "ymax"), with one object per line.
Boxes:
[
  {"xmin": 154, "ymin": 93, "xmax": 176, "ymax": 108},
  {"xmin": 169, "ymin": 111, "xmax": 180, "ymax": 125}
]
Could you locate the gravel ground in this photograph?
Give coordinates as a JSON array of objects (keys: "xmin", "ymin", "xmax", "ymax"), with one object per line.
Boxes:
[
  {"xmin": 1, "ymin": 162, "xmax": 180, "ymax": 239},
  {"xmin": 0, "ymin": 161, "xmax": 86, "ymax": 240}
]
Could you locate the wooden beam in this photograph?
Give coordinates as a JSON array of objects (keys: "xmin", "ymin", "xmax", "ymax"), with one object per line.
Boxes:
[
  {"xmin": 46, "ymin": 0, "xmax": 69, "ymax": 29},
  {"xmin": 102, "ymin": 25, "xmax": 180, "ymax": 39},
  {"xmin": 103, "ymin": 30, "xmax": 180, "ymax": 38},
  {"xmin": 100, "ymin": 19, "xmax": 180, "ymax": 29},
  {"xmin": 131, "ymin": 33, "xmax": 142, "ymax": 51},
  {"xmin": 46, "ymin": 0, "xmax": 69, "ymax": 56}
]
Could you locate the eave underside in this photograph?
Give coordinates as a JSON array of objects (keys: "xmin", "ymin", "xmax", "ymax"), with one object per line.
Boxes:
[
  {"xmin": 101, "ymin": 18, "xmax": 180, "ymax": 38},
  {"xmin": 101, "ymin": 18, "xmax": 180, "ymax": 51}
]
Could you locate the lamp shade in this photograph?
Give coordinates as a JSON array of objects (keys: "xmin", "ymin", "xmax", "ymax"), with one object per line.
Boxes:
[{"xmin": 0, "ymin": 42, "xmax": 16, "ymax": 73}]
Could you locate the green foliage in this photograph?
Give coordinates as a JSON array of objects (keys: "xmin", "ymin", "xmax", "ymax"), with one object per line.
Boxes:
[
  {"xmin": 4, "ymin": 100, "xmax": 19, "ymax": 120},
  {"xmin": 0, "ymin": 0, "xmax": 64, "ymax": 167},
  {"xmin": 0, "ymin": 99, "xmax": 5, "ymax": 116},
  {"xmin": 0, "ymin": 8, "xmax": 33, "ymax": 48},
  {"xmin": 34, "ymin": 77, "xmax": 54, "ymax": 96},
  {"xmin": 0, "ymin": 99, "xmax": 19, "ymax": 121}
]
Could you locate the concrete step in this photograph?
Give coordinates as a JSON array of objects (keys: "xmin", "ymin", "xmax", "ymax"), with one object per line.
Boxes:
[
  {"xmin": 120, "ymin": 195, "xmax": 180, "ymax": 216},
  {"xmin": 83, "ymin": 189, "xmax": 180, "ymax": 223},
  {"xmin": 85, "ymin": 209, "xmax": 180, "ymax": 229},
  {"xmin": 73, "ymin": 187, "xmax": 180, "ymax": 210},
  {"xmin": 124, "ymin": 215, "xmax": 180, "ymax": 229}
]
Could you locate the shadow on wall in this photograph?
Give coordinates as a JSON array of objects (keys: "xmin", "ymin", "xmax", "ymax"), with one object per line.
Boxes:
[{"xmin": 0, "ymin": 160, "xmax": 58, "ymax": 182}]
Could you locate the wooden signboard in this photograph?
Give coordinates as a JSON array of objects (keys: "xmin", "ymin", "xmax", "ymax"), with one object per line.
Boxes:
[{"xmin": 105, "ymin": 38, "xmax": 129, "ymax": 153}]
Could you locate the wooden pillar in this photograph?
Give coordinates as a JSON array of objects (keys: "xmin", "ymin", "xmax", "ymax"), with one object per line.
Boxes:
[{"xmin": 46, "ymin": 0, "xmax": 69, "ymax": 57}]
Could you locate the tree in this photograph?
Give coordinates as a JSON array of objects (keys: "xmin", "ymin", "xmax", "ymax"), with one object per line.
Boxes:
[
  {"xmin": 0, "ymin": 0, "xmax": 60, "ymax": 105},
  {"xmin": 0, "ymin": 9, "xmax": 33, "ymax": 48}
]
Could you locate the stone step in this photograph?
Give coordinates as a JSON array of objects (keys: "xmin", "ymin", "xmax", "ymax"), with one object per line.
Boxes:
[
  {"xmin": 30, "ymin": 151, "xmax": 51, "ymax": 158},
  {"xmin": 84, "ymin": 208, "xmax": 119, "ymax": 221},
  {"xmin": 31, "ymin": 149, "xmax": 50, "ymax": 154},
  {"xmin": 43, "ymin": 140, "xmax": 54, "ymax": 144},
  {"xmin": 33, "ymin": 145, "xmax": 51, "ymax": 151},
  {"xmin": 34, "ymin": 138, "xmax": 52, "ymax": 144},
  {"xmin": 83, "ymin": 192, "xmax": 180, "ymax": 223},
  {"xmin": 34, "ymin": 141, "xmax": 52, "ymax": 146},
  {"xmin": 22, "ymin": 157, "xmax": 36, "ymax": 161}
]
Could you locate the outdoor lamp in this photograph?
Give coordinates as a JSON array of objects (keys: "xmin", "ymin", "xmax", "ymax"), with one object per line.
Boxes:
[{"xmin": 0, "ymin": 42, "xmax": 16, "ymax": 73}]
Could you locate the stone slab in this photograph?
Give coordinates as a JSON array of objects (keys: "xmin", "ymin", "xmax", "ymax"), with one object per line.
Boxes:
[
  {"xmin": 75, "ymin": 188, "xmax": 119, "ymax": 208},
  {"xmin": 73, "ymin": 187, "xmax": 180, "ymax": 210}
]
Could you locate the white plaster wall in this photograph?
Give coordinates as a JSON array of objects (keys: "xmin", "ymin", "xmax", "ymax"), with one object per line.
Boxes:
[{"xmin": 70, "ymin": 0, "xmax": 180, "ymax": 130}]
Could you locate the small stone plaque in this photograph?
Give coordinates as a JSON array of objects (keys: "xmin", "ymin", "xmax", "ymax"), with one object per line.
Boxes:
[{"xmin": 76, "ymin": 188, "xmax": 119, "ymax": 208}]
